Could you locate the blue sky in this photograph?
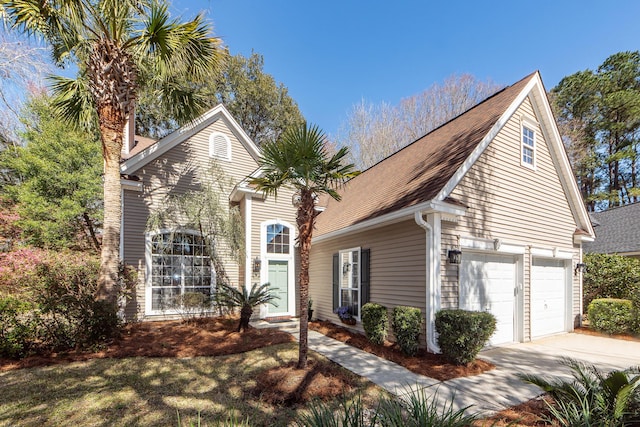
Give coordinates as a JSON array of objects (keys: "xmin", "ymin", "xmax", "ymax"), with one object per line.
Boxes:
[{"xmin": 176, "ymin": 1, "xmax": 639, "ymax": 137}]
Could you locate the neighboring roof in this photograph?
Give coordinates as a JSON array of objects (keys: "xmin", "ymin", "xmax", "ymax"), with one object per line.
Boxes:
[
  {"xmin": 584, "ymin": 203, "xmax": 640, "ymax": 254},
  {"xmin": 121, "ymin": 104, "xmax": 261, "ymax": 174},
  {"xmin": 314, "ymin": 71, "xmax": 595, "ymax": 241},
  {"xmin": 122, "ymin": 135, "xmax": 157, "ymax": 160}
]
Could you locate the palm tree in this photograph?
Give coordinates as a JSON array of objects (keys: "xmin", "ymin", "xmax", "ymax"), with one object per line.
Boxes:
[
  {"xmin": 250, "ymin": 123, "xmax": 359, "ymax": 368},
  {"xmin": 217, "ymin": 282, "xmax": 279, "ymax": 332},
  {"xmin": 0, "ymin": 0, "xmax": 224, "ymax": 307}
]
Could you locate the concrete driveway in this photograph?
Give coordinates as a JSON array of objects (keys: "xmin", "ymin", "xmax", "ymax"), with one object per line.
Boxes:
[
  {"xmin": 435, "ymin": 333, "xmax": 640, "ymax": 414},
  {"xmin": 481, "ymin": 332, "xmax": 640, "ymax": 373}
]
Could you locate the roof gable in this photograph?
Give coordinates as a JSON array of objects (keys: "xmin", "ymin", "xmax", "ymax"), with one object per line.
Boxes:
[
  {"xmin": 314, "ymin": 72, "xmax": 594, "ymax": 240},
  {"xmin": 121, "ymin": 104, "xmax": 261, "ymax": 174}
]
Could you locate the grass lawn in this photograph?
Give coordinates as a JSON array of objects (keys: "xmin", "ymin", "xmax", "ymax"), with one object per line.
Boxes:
[{"xmin": 0, "ymin": 342, "xmax": 382, "ymax": 427}]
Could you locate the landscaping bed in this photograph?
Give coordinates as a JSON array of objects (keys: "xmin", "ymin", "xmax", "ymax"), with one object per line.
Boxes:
[
  {"xmin": 309, "ymin": 320, "xmax": 494, "ymax": 381},
  {"xmin": 0, "ymin": 316, "xmax": 294, "ymax": 372}
]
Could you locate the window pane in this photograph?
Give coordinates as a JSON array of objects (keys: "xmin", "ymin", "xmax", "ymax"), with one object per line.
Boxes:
[
  {"xmin": 150, "ymin": 232, "xmax": 216, "ymax": 311},
  {"xmin": 340, "ymin": 289, "xmax": 359, "ymax": 317},
  {"xmin": 152, "ymin": 287, "xmax": 180, "ymax": 311},
  {"xmin": 266, "ymin": 224, "xmax": 290, "ymax": 254},
  {"xmin": 341, "ymin": 252, "xmax": 350, "ymax": 287}
]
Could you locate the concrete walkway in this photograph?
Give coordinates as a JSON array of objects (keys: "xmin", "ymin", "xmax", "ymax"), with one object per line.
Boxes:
[{"xmin": 253, "ymin": 320, "xmax": 640, "ymax": 416}]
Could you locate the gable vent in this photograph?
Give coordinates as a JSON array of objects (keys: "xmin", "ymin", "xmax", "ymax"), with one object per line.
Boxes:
[{"xmin": 209, "ymin": 132, "xmax": 232, "ymax": 161}]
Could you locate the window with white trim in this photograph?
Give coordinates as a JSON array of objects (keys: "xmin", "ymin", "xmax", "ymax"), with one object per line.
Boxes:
[
  {"xmin": 266, "ymin": 223, "xmax": 290, "ymax": 254},
  {"xmin": 209, "ymin": 132, "xmax": 232, "ymax": 161},
  {"xmin": 339, "ymin": 247, "xmax": 361, "ymax": 318},
  {"xmin": 149, "ymin": 231, "xmax": 215, "ymax": 311},
  {"xmin": 521, "ymin": 125, "xmax": 536, "ymax": 168}
]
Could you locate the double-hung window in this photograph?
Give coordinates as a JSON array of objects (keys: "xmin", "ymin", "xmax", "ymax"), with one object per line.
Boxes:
[
  {"xmin": 149, "ymin": 231, "xmax": 215, "ymax": 311},
  {"xmin": 339, "ymin": 247, "xmax": 361, "ymax": 318},
  {"xmin": 521, "ymin": 125, "xmax": 536, "ymax": 168}
]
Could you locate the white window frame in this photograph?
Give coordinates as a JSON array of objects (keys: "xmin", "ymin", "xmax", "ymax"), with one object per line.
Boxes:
[
  {"xmin": 260, "ymin": 220, "xmax": 296, "ymax": 317},
  {"xmin": 338, "ymin": 247, "xmax": 362, "ymax": 320},
  {"xmin": 520, "ymin": 120, "xmax": 537, "ymax": 169},
  {"xmin": 145, "ymin": 229, "xmax": 216, "ymax": 315},
  {"xmin": 209, "ymin": 131, "xmax": 232, "ymax": 162}
]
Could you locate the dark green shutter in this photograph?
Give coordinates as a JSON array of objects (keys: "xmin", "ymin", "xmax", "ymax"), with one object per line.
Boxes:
[
  {"xmin": 333, "ymin": 253, "xmax": 339, "ymax": 310},
  {"xmin": 361, "ymin": 248, "xmax": 370, "ymax": 305}
]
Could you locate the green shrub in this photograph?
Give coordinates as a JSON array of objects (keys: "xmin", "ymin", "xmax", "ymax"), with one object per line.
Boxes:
[
  {"xmin": 583, "ymin": 253, "xmax": 640, "ymax": 314},
  {"xmin": 435, "ymin": 309, "xmax": 496, "ymax": 365},
  {"xmin": 0, "ymin": 249, "xmax": 132, "ymax": 356},
  {"xmin": 297, "ymin": 388, "xmax": 478, "ymax": 427},
  {"xmin": 0, "ymin": 296, "xmax": 39, "ymax": 358},
  {"xmin": 520, "ymin": 358, "xmax": 640, "ymax": 426},
  {"xmin": 588, "ymin": 298, "xmax": 634, "ymax": 335},
  {"xmin": 391, "ymin": 306, "xmax": 422, "ymax": 356},
  {"xmin": 361, "ymin": 302, "xmax": 388, "ymax": 345}
]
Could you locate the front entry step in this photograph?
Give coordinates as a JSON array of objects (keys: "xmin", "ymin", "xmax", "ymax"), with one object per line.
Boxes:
[{"xmin": 251, "ymin": 317, "xmax": 300, "ymax": 333}]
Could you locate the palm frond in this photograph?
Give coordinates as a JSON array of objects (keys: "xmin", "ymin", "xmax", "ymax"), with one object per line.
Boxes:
[
  {"xmin": 520, "ymin": 357, "xmax": 640, "ymax": 425},
  {"xmin": 48, "ymin": 74, "xmax": 97, "ymax": 131},
  {"xmin": 250, "ymin": 122, "xmax": 360, "ymax": 202},
  {"xmin": 217, "ymin": 282, "xmax": 278, "ymax": 309}
]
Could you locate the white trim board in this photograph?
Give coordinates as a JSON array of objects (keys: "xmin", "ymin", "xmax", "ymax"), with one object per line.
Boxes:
[{"xmin": 121, "ymin": 104, "xmax": 261, "ymax": 174}]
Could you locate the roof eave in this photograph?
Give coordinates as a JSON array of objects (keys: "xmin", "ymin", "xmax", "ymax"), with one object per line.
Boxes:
[{"xmin": 313, "ymin": 199, "xmax": 466, "ymax": 244}]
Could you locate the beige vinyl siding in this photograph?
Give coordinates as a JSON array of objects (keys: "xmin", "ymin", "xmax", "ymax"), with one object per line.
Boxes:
[
  {"xmin": 572, "ymin": 247, "xmax": 581, "ymax": 324},
  {"xmin": 309, "ymin": 219, "xmax": 427, "ymax": 342},
  {"xmin": 122, "ymin": 189, "xmax": 148, "ymax": 320},
  {"xmin": 440, "ymin": 231, "xmax": 459, "ymax": 310},
  {"xmin": 249, "ymin": 189, "xmax": 298, "ymax": 267},
  {"xmin": 446, "ymin": 96, "xmax": 580, "ymax": 340},
  {"xmin": 122, "ymin": 116, "xmax": 260, "ymax": 320},
  {"xmin": 248, "ymin": 189, "xmax": 299, "ymax": 314}
]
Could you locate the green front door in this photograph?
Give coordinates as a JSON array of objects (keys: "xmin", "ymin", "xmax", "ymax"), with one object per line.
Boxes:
[{"xmin": 268, "ymin": 260, "xmax": 288, "ymax": 314}]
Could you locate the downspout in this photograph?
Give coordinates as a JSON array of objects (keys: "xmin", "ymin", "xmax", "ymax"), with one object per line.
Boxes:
[
  {"xmin": 578, "ymin": 245, "xmax": 583, "ymax": 327},
  {"xmin": 414, "ymin": 211, "xmax": 440, "ymax": 353}
]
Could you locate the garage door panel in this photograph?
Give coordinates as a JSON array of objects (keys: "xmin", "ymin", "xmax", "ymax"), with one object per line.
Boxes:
[
  {"xmin": 460, "ymin": 253, "xmax": 516, "ymax": 346},
  {"xmin": 531, "ymin": 258, "xmax": 567, "ymax": 338}
]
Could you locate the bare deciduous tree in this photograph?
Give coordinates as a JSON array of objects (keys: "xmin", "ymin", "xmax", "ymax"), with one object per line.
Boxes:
[
  {"xmin": 337, "ymin": 74, "xmax": 503, "ymax": 169},
  {"xmin": 0, "ymin": 33, "xmax": 49, "ymax": 147}
]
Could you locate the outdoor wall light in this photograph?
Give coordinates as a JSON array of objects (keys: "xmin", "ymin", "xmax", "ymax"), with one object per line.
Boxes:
[
  {"xmin": 252, "ymin": 257, "xmax": 262, "ymax": 273},
  {"xmin": 448, "ymin": 249, "xmax": 462, "ymax": 264},
  {"xmin": 574, "ymin": 262, "xmax": 586, "ymax": 275}
]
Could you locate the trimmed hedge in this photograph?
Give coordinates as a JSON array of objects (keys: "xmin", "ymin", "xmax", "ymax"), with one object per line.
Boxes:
[
  {"xmin": 361, "ymin": 302, "xmax": 388, "ymax": 345},
  {"xmin": 583, "ymin": 253, "xmax": 640, "ymax": 311},
  {"xmin": 391, "ymin": 306, "xmax": 422, "ymax": 356},
  {"xmin": 435, "ymin": 309, "xmax": 496, "ymax": 365},
  {"xmin": 587, "ymin": 298, "xmax": 634, "ymax": 335}
]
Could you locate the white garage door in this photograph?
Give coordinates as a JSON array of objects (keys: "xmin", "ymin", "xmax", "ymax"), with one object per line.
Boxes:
[
  {"xmin": 460, "ymin": 252, "xmax": 516, "ymax": 346},
  {"xmin": 531, "ymin": 258, "xmax": 567, "ymax": 338}
]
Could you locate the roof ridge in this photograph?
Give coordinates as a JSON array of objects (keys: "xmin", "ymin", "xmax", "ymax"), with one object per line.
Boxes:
[
  {"xmin": 593, "ymin": 201, "xmax": 640, "ymax": 213},
  {"xmin": 348, "ymin": 72, "xmax": 538, "ymax": 179}
]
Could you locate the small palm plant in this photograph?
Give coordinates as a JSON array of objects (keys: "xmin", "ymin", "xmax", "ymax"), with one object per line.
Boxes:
[
  {"xmin": 217, "ymin": 283, "xmax": 278, "ymax": 332},
  {"xmin": 520, "ymin": 358, "xmax": 640, "ymax": 426}
]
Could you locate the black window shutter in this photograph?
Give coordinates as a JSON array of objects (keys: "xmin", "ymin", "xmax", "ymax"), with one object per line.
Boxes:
[
  {"xmin": 361, "ymin": 248, "xmax": 370, "ymax": 305},
  {"xmin": 332, "ymin": 253, "xmax": 339, "ymax": 310}
]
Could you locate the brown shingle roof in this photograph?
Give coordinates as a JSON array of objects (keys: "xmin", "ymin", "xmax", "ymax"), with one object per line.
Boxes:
[
  {"xmin": 315, "ymin": 72, "xmax": 537, "ymax": 237},
  {"xmin": 121, "ymin": 135, "xmax": 157, "ymax": 160}
]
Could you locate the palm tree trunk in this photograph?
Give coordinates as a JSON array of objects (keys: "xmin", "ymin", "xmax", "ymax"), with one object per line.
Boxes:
[
  {"xmin": 96, "ymin": 118, "xmax": 123, "ymax": 308},
  {"xmin": 296, "ymin": 190, "xmax": 316, "ymax": 369},
  {"xmin": 239, "ymin": 305, "xmax": 253, "ymax": 332}
]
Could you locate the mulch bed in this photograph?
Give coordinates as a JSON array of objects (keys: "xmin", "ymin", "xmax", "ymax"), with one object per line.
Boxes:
[
  {"xmin": 574, "ymin": 326, "xmax": 640, "ymax": 342},
  {"xmin": 309, "ymin": 320, "xmax": 494, "ymax": 381},
  {"xmin": 253, "ymin": 358, "xmax": 358, "ymax": 406},
  {"xmin": 0, "ymin": 316, "xmax": 294, "ymax": 372},
  {"xmin": 475, "ymin": 395, "xmax": 556, "ymax": 426}
]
